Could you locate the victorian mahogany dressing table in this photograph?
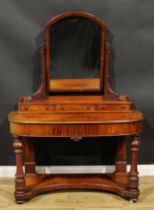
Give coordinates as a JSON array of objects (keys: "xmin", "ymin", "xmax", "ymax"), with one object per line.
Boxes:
[{"xmin": 8, "ymin": 12, "xmax": 143, "ymax": 204}]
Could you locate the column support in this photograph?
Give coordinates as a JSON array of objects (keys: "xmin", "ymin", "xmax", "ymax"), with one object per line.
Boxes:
[{"xmin": 13, "ymin": 135, "xmax": 25, "ymax": 204}]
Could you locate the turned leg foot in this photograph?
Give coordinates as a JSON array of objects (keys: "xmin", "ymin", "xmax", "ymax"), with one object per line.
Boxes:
[{"xmin": 13, "ymin": 136, "xmax": 25, "ymax": 204}]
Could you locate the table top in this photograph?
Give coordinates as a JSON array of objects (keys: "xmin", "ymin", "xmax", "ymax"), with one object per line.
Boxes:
[{"xmin": 9, "ymin": 110, "xmax": 143, "ymax": 125}]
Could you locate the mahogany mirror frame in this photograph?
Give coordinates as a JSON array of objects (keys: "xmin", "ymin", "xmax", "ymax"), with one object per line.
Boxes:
[{"xmin": 45, "ymin": 12, "xmax": 107, "ymax": 93}]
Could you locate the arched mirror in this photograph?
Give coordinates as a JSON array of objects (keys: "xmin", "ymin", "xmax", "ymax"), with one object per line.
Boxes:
[{"xmin": 45, "ymin": 12, "xmax": 106, "ymax": 92}]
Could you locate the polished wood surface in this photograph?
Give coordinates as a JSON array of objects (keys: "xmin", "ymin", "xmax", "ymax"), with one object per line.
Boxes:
[
  {"xmin": 0, "ymin": 177, "xmax": 154, "ymax": 209},
  {"xmin": 24, "ymin": 174, "xmax": 130, "ymax": 200},
  {"xmin": 9, "ymin": 110, "xmax": 142, "ymax": 124},
  {"xmin": 50, "ymin": 79, "xmax": 100, "ymax": 91},
  {"xmin": 8, "ymin": 12, "xmax": 143, "ymax": 204}
]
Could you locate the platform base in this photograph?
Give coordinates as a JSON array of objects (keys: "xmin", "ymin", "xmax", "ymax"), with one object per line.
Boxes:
[{"xmin": 15, "ymin": 173, "xmax": 139, "ymax": 203}]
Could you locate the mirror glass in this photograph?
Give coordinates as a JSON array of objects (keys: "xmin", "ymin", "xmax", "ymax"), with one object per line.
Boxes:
[{"xmin": 49, "ymin": 16, "xmax": 102, "ymax": 91}]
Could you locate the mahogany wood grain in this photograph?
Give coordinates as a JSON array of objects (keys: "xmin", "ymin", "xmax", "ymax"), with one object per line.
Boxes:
[
  {"xmin": 128, "ymin": 135, "xmax": 141, "ymax": 201},
  {"xmin": 23, "ymin": 174, "xmax": 132, "ymax": 201},
  {"xmin": 24, "ymin": 139, "xmax": 36, "ymax": 175},
  {"xmin": 10, "ymin": 121, "xmax": 142, "ymax": 138},
  {"xmin": 114, "ymin": 136, "xmax": 128, "ymax": 185},
  {"xmin": 23, "ymin": 95, "xmax": 130, "ymax": 103},
  {"xmin": 8, "ymin": 12, "xmax": 143, "ymax": 203},
  {"xmin": 9, "ymin": 110, "xmax": 143, "ymax": 123},
  {"xmin": 32, "ymin": 44, "xmax": 47, "ymax": 99},
  {"xmin": 13, "ymin": 136, "xmax": 25, "ymax": 204},
  {"xmin": 50, "ymin": 78, "xmax": 100, "ymax": 91}
]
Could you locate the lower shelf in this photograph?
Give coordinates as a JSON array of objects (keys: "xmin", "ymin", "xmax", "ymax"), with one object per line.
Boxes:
[{"xmin": 22, "ymin": 173, "xmax": 137, "ymax": 202}]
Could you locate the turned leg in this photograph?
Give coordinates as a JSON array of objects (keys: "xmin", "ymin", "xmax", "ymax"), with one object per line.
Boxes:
[
  {"xmin": 24, "ymin": 139, "xmax": 36, "ymax": 175},
  {"xmin": 128, "ymin": 135, "xmax": 140, "ymax": 202},
  {"xmin": 114, "ymin": 136, "xmax": 128, "ymax": 184},
  {"xmin": 13, "ymin": 136, "xmax": 25, "ymax": 204}
]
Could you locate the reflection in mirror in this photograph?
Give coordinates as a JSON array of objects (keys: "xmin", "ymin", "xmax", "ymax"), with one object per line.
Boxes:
[{"xmin": 49, "ymin": 16, "xmax": 102, "ymax": 91}]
